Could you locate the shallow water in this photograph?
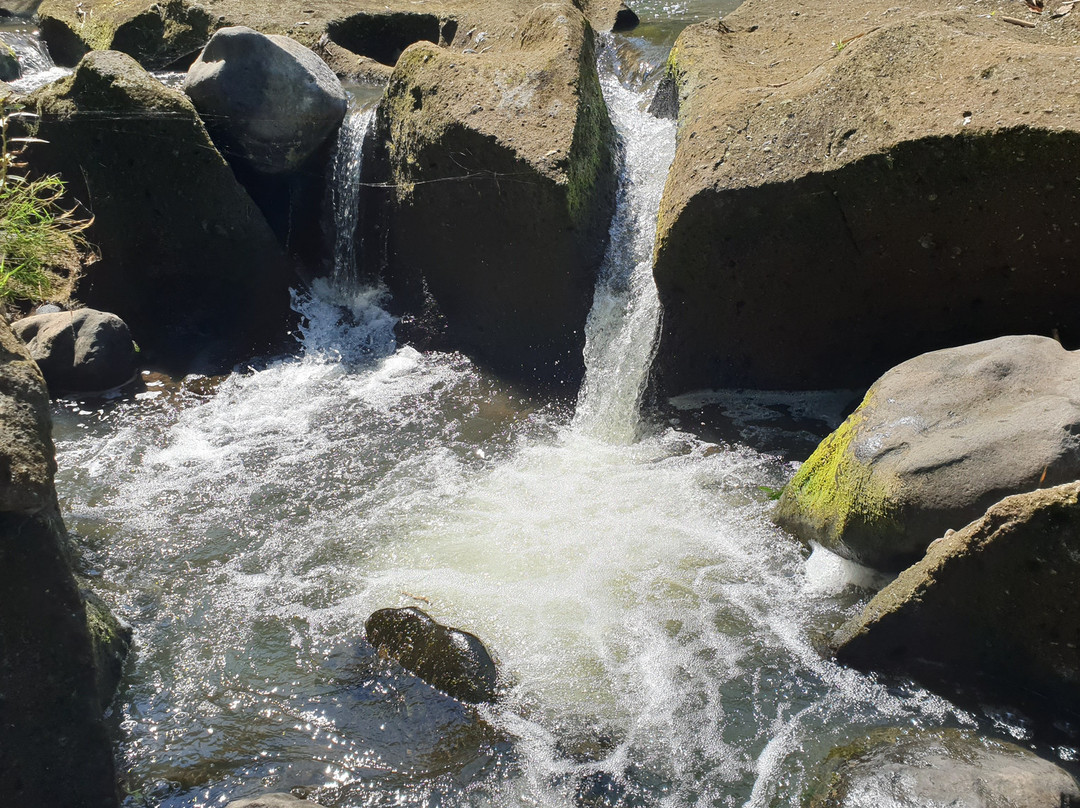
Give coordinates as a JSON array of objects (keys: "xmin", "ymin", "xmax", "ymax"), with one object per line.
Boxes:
[{"xmin": 47, "ymin": 21, "xmax": 1001, "ymax": 808}]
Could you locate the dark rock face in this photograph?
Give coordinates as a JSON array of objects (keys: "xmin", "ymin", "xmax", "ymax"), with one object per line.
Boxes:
[
  {"xmin": 650, "ymin": 0, "xmax": 1080, "ymax": 395},
  {"xmin": 82, "ymin": 588, "xmax": 133, "ymax": 711},
  {"xmin": 804, "ymin": 728, "xmax": 1080, "ymax": 808},
  {"xmin": 775, "ymin": 336, "xmax": 1080, "ymax": 571},
  {"xmin": 366, "ymin": 2, "xmax": 617, "ymax": 386},
  {"xmin": 832, "ymin": 482, "xmax": 1080, "ymax": 719},
  {"xmin": 28, "ymin": 50, "xmax": 293, "ymax": 373},
  {"xmin": 12, "ymin": 308, "xmax": 136, "ymax": 394},
  {"xmin": 365, "ymin": 607, "xmax": 498, "ymax": 704},
  {"xmin": 0, "ymin": 314, "xmax": 118, "ymax": 807},
  {"xmin": 184, "ymin": 27, "xmax": 348, "ymax": 175},
  {"xmin": 325, "ymin": 12, "xmax": 443, "ymax": 66}
]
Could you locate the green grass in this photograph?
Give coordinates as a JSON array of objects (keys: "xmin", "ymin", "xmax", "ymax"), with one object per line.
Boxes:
[{"xmin": 0, "ymin": 107, "xmax": 90, "ymax": 305}]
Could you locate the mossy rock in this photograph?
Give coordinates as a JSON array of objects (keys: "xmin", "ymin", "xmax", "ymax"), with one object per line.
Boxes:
[
  {"xmin": 82, "ymin": 588, "xmax": 132, "ymax": 710},
  {"xmin": 365, "ymin": 1, "xmax": 616, "ymax": 386},
  {"xmin": 832, "ymin": 481, "xmax": 1080, "ymax": 720},
  {"xmin": 776, "ymin": 336, "xmax": 1080, "ymax": 571},
  {"xmin": 804, "ymin": 727, "xmax": 1080, "ymax": 808},
  {"xmin": 366, "ymin": 607, "xmax": 498, "ymax": 704},
  {"xmin": 26, "ymin": 50, "xmax": 293, "ymax": 372},
  {"xmin": 649, "ymin": 0, "xmax": 1080, "ymax": 395}
]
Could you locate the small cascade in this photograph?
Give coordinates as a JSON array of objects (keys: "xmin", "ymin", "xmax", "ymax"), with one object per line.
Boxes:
[
  {"xmin": 572, "ymin": 37, "xmax": 676, "ymax": 444},
  {"xmin": 329, "ymin": 103, "xmax": 377, "ymax": 289},
  {"xmin": 0, "ymin": 27, "xmax": 69, "ymax": 93}
]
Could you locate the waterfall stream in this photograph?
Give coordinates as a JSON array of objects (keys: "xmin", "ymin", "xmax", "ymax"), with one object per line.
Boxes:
[{"xmin": 49, "ymin": 37, "xmax": 978, "ymax": 808}]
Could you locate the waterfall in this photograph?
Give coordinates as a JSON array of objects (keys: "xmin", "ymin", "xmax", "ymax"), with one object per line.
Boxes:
[
  {"xmin": 572, "ymin": 37, "xmax": 676, "ymax": 444},
  {"xmin": 329, "ymin": 103, "xmax": 377, "ymax": 289},
  {"xmin": 1, "ymin": 27, "xmax": 69, "ymax": 93}
]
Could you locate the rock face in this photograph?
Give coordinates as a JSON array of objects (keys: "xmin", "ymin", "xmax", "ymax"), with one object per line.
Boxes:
[
  {"xmin": 184, "ymin": 27, "xmax": 347, "ymax": 175},
  {"xmin": 28, "ymin": 50, "xmax": 293, "ymax": 372},
  {"xmin": 365, "ymin": 607, "xmax": 498, "ymax": 704},
  {"xmin": 804, "ymin": 728, "xmax": 1080, "ymax": 808},
  {"xmin": 776, "ymin": 336, "xmax": 1080, "ymax": 571},
  {"xmin": 12, "ymin": 308, "xmax": 137, "ymax": 393},
  {"xmin": 365, "ymin": 2, "xmax": 617, "ymax": 385},
  {"xmin": 650, "ymin": 0, "xmax": 1080, "ymax": 395},
  {"xmin": 225, "ymin": 795, "xmax": 311, "ymax": 808},
  {"xmin": 832, "ymin": 481, "xmax": 1080, "ymax": 717},
  {"xmin": 0, "ymin": 314, "xmax": 119, "ymax": 807}
]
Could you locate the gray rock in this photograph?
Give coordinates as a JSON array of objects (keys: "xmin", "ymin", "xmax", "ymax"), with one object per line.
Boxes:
[
  {"xmin": 29, "ymin": 50, "xmax": 292, "ymax": 372},
  {"xmin": 0, "ymin": 314, "xmax": 118, "ymax": 807},
  {"xmin": 832, "ymin": 482, "xmax": 1080, "ymax": 717},
  {"xmin": 0, "ymin": 42, "xmax": 19, "ymax": 81},
  {"xmin": 184, "ymin": 27, "xmax": 347, "ymax": 175},
  {"xmin": 226, "ymin": 794, "xmax": 313, "ymax": 808},
  {"xmin": 804, "ymin": 728, "xmax": 1080, "ymax": 808},
  {"xmin": 82, "ymin": 589, "xmax": 132, "ymax": 711},
  {"xmin": 776, "ymin": 335, "xmax": 1080, "ymax": 571},
  {"xmin": 13, "ymin": 308, "xmax": 136, "ymax": 394},
  {"xmin": 365, "ymin": 607, "xmax": 498, "ymax": 704},
  {"xmin": 366, "ymin": 2, "xmax": 617, "ymax": 385}
]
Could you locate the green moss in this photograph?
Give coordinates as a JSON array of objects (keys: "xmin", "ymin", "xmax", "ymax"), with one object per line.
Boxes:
[
  {"xmin": 779, "ymin": 390, "xmax": 897, "ymax": 543},
  {"xmin": 565, "ymin": 22, "xmax": 615, "ymax": 227}
]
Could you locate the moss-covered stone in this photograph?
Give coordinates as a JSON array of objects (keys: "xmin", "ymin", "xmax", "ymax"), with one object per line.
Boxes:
[
  {"xmin": 82, "ymin": 588, "xmax": 132, "ymax": 710},
  {"xmin": 776, "ymin": 336, "xmax": 1080, "ymax": 571},
  {"xmin": 366, "ymin": 2, "xmax": 616, "ymax": 385},
  {"xmin": 832, "ymin": 481, "xmax": 1080, "ymax": 720},
  {"xmin": 26, "ymin": 50, "xmax": 293, "ymax": 372}
]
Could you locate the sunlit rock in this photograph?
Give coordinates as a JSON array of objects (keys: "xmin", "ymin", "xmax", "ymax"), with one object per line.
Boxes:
[
  {"xmin": 776, "ymin": 336, "xmax": 1080, "ymax": 571},
  {"xmin": 365, "ymin": 607, "xmax": 498, "ymax": 704},
  {"xmin": 13, "ymin": 308, "xmax": 136, "ymax": 394}
]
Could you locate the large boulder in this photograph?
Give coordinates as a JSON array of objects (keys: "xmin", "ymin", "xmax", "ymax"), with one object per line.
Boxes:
[
  {"xmin": 37, "ymin": 0, "xmax": 637, "ymax": 72},
  {"xmin": 364, "ymin": 2, "xmax": 617, "ymax": 385},
  {"xmin": 365, "ymin": 607, "xmax": 498, "ymax": 704},
  {"xmin": 832, "ymin": 481, "xmax": 1080, "ymax": 718},
  {"xmin": 803, "ymin": 727, "xmax": 1080, "ymax": 808},
  {"xmin": 776, "ymin": 336, "xmax": 1080, "ymax": 571},
  {"xmin": 27, "ymin": 50, "xmax": 293, "ymax": 372},
  {"xmin": 184, "ymin": 27, "xmax": 347, "ymax": 175},
  {"xmin": 649, "ymin": 0, "xmax": 1080, "ymax": 395},
  {"xmin": 0, "ymin": 313, "xmax": 119, "ymax": 807},
  {"xmin": 13, "ymin": 308, "xmax": 137, "ymax": 394}
]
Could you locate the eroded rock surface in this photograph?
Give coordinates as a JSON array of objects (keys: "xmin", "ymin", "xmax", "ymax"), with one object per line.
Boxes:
[
  {"xmin": 651, "ymin": 0, "xmax": 1080, "ymax": 394},
  {"xmin": 776, "ymin": 336, "xmax": 1080, "ymax": 571},
  {"xmin": 28, "ymin": 50, "xmax": 292, "ymax": 372},
  {"xmin": 832, "ymin": 481, "xmax": 1080, "ymax": 718},
  {"xmin": 365, "ymin": 2, "xmax": 617, "ymax": 385}
]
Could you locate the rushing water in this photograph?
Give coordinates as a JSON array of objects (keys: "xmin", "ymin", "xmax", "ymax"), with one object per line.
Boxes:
[
  {"xmin": 329, "ymin": 105, "xmax": 377, "ymax": 288},
  {"xmin": 48, "ymin": 33, "xmax": 990, "ymax": 808}
]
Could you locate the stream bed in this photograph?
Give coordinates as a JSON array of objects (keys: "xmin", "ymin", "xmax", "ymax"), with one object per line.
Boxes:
[{"xmin": 39, "ymin": 16, "xmax": 1013, "ymax": 808}]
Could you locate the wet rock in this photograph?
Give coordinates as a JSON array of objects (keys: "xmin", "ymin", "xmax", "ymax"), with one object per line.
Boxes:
[
  {"xmin": 0, "ymin": 313, "xmax": 119, "ymax": 807},
  {"xmin": 775, "ymin": 336, "xmax": 1080, "ymax": 571},
  {"xmin": 27, "ymin": 50, "xmax": 293, "ymax": 372},
  {"xmin": 365, "ymin": 607, "xmax": 498, "ymax": 704},
  {"xmin": 832, "ymin": 482, "xmax": 1080, "ymax": 718},
  {"xmin": 82, "ymin": 589, "xmax": 132, "ymax": 710},
  {"xmin": 0, "ymin": 43, "xmax": 19, "ymax": 81},
  {"xmin": 365, "ymin": 2, "xmax": 617, "ymax": 386},
  {"xmin": 611, "ymin": 3, "xmax": 640, "ymax": 32},
  {"xmin": 226, "ymin": 794, "xmax": 312, "ymax": 808},
  {"xmin": 804, "ymin": 727, "xmax": 1080, "ymax": 808},
  {"xmin": 12, "ymin": 308, "xmax": 137, "ymax": 394},
  {"xmin": 184, "ymin": 27, "xmax": 347, "ymax": 175},
  {"xmin": 650, "ymin": 0, "xmax": 1080, "ymax": 395}
]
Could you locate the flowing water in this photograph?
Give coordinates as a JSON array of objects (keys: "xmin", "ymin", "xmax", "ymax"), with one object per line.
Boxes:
[{"xmin": 48, "ymin": 32, "xmax": 992, "ymax": 808}]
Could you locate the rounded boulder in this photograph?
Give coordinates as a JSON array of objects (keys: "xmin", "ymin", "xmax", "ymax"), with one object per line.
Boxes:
[
  {"xmin": 184, "ymin": 26, "xmax": 347, "ymax": 175},
  {"xmin": 13, "ymin": 308, "xmax": 137, "ymax": 394}
]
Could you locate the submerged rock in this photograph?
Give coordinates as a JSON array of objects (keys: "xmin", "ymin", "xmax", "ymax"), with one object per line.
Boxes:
[
  {"xmin": 365, "ymin": 607, "xmax": 498, "ymax": 704},
  {"xmin": 366, "ymin": 2, "xmax": 617, "ymax": 385},
  {"xmin": 28, "ymin": 50, "xmax": 293, "ymax": 372},
  {"xmin": 13, "ymin": 308, "xmax": 136, "ymax": 394},
  {"xmin": 776, "ymin": 336, "xmax": 1080, "ymax": 571},
  {"xmin": 184, "ymin": 27, "xmax": 347, "ymax": 175},
  {"xmin": 804, "ymin": 727, "xmax": 1080, "ymax": 808},
  {"xmin": 0, "ymin": 313, "xmax": 119, "ymax": 807},
  {"xmin": 650, "ymin": 0, "xmax": 1080, "ymax": 395},
  {"xmin": 832, "ymin": 482, "xmax": 1080, "ymax": 718},
  {"xmin": 226, "ymin": 794, "xmax": 312, "ymax": 808}
]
